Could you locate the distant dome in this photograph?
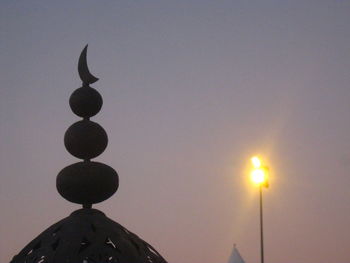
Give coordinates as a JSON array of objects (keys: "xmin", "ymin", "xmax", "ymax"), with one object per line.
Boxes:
[{"xmin": 10, "ymin": 209, "xmax": 167, "ymax": 263}]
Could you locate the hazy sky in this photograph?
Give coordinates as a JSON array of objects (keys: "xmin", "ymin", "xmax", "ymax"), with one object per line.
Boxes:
[{"xmin": 1, "ymin": 1, "xmax": 350, "ymax": 263}]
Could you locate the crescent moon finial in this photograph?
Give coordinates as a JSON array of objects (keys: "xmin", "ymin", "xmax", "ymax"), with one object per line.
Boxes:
[{"xmin": 78, "ymin": 44, "xmax": 99, "ymax": 85}]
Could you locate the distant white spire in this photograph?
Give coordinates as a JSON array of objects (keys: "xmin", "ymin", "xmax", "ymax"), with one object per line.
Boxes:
[{"xmin": 228, "ymin": 244, "xmax": 245, "ymax": 263}]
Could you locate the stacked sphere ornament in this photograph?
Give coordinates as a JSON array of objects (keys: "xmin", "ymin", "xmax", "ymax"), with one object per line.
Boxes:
[{"xmin": 56, "ymin": 45, "xmax": 118, "ymax": 207}]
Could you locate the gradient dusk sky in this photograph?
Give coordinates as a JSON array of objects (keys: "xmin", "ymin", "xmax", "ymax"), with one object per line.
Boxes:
[{"xmin": 1, "ymin": 1, "xmax": 350, "ymax": 263}]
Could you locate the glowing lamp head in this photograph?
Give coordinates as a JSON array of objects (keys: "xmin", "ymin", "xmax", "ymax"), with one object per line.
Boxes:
[
  {"xmin": 250, "ymin": 156, "xmax": 269, "ymax": 187},
  {"xmin": 251, "ymin": 168, "xmax": 266, "ymax": 184}
]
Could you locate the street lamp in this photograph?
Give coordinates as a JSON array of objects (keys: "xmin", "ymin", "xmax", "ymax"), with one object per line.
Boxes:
[{"xmin": 250, "ymin": 156, "xmax": 269, "ymax": 263}]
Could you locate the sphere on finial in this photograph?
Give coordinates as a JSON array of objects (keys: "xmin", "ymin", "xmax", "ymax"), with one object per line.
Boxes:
[
  {"xmin": 57, "ymin": 161, "xmax": 119, "ymax": 204},
  {"xmin": 64, "ymin": 120, "xmax": 108, "ymax": 160},
  {"xmin": 69, "ymin": 87, "xmax": 103, "ymax": 118}
]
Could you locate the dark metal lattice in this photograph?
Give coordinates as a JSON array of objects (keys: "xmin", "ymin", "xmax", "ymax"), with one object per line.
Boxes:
[{"xmin": 10, "ymin": 209, "xmax": 167, "ymax": 263}]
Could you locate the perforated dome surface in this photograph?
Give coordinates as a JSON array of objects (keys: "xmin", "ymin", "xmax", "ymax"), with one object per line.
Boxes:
[{"xmin": 10, "ymin": 209, "xmax": 167, "ymax": 263}]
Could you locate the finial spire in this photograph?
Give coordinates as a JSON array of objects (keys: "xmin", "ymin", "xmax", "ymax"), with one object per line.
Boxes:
[{"xmin": 56, "ymin": 45, "xmax": 118, "ymax": 208}]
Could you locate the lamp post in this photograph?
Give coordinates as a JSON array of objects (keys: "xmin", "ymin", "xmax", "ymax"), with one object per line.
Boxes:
[{"xmin": 250, "ymin": 156, "xmax": 269, "ymax": 263}]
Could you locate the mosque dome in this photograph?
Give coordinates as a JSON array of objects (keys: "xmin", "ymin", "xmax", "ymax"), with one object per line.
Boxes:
[{"xmin": 10, "ymin": 46, "xmax": 168, "ymax": 263}]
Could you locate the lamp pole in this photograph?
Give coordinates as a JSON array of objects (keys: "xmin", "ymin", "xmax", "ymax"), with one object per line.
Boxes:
[
  {"xmin": 250, "ymin": 157, "xmax": 268, "ymax": 263},
  {"xmin": 259, "ymin": 185, "xmax": 264, "ymax": 263}
]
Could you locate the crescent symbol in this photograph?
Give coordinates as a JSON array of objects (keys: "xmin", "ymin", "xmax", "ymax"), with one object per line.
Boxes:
[{"xmin": 78, "ymin": 45, "xmax": 99, "ymax": 85}]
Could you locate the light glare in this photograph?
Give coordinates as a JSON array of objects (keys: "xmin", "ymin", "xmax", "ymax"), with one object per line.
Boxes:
[{"xmin": 251, "ymin": 156, "xmax": 261, "ymax": 168}]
